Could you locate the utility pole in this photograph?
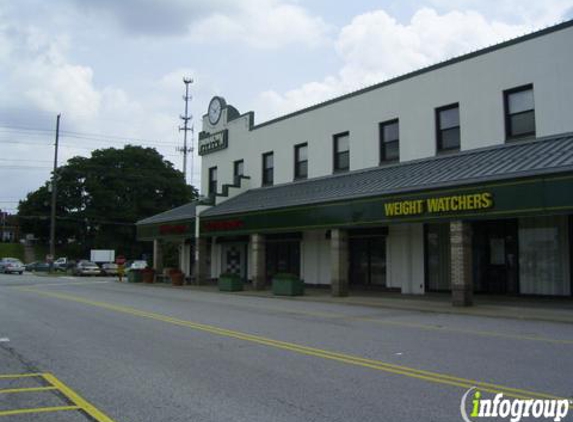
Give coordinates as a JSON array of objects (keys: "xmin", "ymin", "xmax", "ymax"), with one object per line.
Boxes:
[
  {"xmin": 178, "ymin": 77, "xmax": 194, "ymax": 184},
  {"xmin": 49, "ymin": 114, "xmax": 60, "ymax": 269}
]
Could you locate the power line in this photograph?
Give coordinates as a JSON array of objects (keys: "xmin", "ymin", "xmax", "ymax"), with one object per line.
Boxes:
[{"xmin": 0, "ymin": 124, "xmax": 179, "ymax": 147}]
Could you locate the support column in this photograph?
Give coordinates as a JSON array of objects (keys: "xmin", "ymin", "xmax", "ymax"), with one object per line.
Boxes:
[
  {"xmin": 450, "ymin": 220, "xmax": 473, "ymax": 306},
  {"xmin": 195, "ymin": 237, "xmax": 209, "ymax": 285},
  {"xmin": 251, "ymin": 234, "xmax": 266, "ymax": 290},
  {"xmin": 331, "ymin": 228, "xmax": 349, "ymax": 297},
  {"xmin": 153, "ymin": 239, "xmax": 163, "ymax": 273}
]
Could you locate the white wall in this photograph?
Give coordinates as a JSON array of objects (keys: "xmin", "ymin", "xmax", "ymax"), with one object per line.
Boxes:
[
  {"xmin": 387, "ymin": 224, "xmax": 425, "ymax": 294},
  {"xmin": 200, "ymin": 25, "xmax": 573, "ymax": 196}
]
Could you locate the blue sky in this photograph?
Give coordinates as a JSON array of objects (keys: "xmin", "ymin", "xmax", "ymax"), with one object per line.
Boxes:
[{"xmin": 0, "ymin": 0, "xmax": 572, "ymax": 215}]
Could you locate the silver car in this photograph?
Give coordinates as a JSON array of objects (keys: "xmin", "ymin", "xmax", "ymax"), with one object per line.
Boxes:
[
  {"xmin": 0, "ymin": 257, "xmax": 25, "ymax": 274},
  {"xmin": 73, "ymin": 260, "xmax": 101, "ymax": 276}
]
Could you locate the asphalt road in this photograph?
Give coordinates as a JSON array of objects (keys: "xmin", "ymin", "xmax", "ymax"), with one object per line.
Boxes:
[{"xmin": 0, "ymin": 273, "xmax": 572, "ymax": 422}]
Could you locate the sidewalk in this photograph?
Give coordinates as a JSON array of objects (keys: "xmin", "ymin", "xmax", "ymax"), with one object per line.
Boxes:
[{"xmin": 136, "ymin": 281, "xmax": 573, "ymax": 324}]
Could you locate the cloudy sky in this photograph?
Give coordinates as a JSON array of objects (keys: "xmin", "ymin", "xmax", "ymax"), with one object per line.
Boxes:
[{"xmin": 1, "ymin": 0, "xmax": 572, "ymax": 215}]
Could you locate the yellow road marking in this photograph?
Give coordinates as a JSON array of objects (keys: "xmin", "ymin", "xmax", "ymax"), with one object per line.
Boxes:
[
  {"xmin": 0, "ymin": 372, "xmax": 115, "ymax": 421},
  {"xmin": 22, "ymin": 276, "xmax": 572, "ymax": 345},
  {"xmin": 42, "ymin": 373, "xmax": 116, "ymax": 422},
  {"xmin": 20, "ymin": 287, "xmax": 572, "ymax": 405},
  {"xmin": 349, "ymin": 317, "xmax": 573, "ymax": 345},
  {"xmin": 144, "ymin": 285, "xmax": 572, "ymax": 345},
  {"xmin": 137, "ymin": 290, "xmax": 573, "ymax": 345},
  {"xmin": 0, "ymin": 405, "xmax": 79, "ymax": 417},
  {"xmin": 233, "ymin": 302, "xmax": 573, "ymax": 345},
  {"xmin": 0, "ymin": 373, "xmax": 43, "ymax": 379},
  {"xmin": 0, "ymin": 386, "xmax": 56, "ymax": 394}
]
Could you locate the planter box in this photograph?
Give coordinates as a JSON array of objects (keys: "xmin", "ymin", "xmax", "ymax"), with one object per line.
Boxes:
[
  {"xmin": 171, "ymin": 272, "xmax": 184, "ymax": 286},
  {"xmin": 142, "ymin": 270, "xmax": 155, "ymax": 283},
  {"xmin": 272, "ymin": 275, "xmax": 304, "ymax": 296},
  {"xmin": 218, "ymin": 275, "xmax": 243, "ymax": 292}
]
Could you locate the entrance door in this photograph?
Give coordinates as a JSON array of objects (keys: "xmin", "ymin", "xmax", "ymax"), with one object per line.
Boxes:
[
  {"xmin": 349, "ymin": 237, "xmax": 387, "ymax": 288},
  {"xmin": 221, "ymin": 243, "xmax": 247, "ymax": 280},
  {"xmin": 266, "ymin": 241, "xmax": 301, "ymax": 281},
  {"xmin": 473, "ymin": 219, "xmax": 518, "ymax": 294}
]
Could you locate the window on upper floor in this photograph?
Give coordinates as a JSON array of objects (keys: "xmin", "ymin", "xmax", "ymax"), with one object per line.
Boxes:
[
  {"xmin": 504, "ymin": 84, "xmax": 535, "ymax": 140},
  {"xmin": 333, "ymin": 132, "xmax": 350, "ymax": 173},
  {"xmin": 379, "ymin": 119, "xmax": 399, "ymax": 163},
  {"xmin": 262, "ymin": 152, "xmax": 274, "ymax": 186},
  {"xmin": 436, "ymin": 103, "xmax": 460, "ymax": 153},
  {"xmin": 294, "ymin": 143, "xmax": 308, "ymax": 180},
  {"xmin": 208, "ymin": 166, "xmax": 217, "ymax": 196},
  {"xmin": 233, "ymin": 159, "xmax": 244, "ymax": 184}
]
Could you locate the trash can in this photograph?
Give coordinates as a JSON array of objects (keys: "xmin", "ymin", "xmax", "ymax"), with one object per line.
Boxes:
[{"xmin": 128, "ymin": 269, "xmax": 143, "ymax": 283}]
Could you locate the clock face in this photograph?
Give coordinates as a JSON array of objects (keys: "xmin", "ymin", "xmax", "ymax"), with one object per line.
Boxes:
[{"xmin": 208, "ymin": 97, "xmax": 223, "ymax": 125}]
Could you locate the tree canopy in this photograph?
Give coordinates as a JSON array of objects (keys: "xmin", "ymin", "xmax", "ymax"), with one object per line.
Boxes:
[{"xmin": 18, "ymin": 145, "xmax": 197, "ymax": 258}]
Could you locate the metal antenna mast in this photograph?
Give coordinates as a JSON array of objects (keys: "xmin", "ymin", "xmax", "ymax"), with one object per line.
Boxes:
[{"xmin": 178, "ymin": 77, "xmax": 194, "ymax": 184}]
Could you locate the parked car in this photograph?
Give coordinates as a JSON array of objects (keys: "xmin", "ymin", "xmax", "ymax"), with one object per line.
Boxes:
[
  {"xmin": 72, "ymin": 260, "xmax": 101, "ymax": 276},
  {"xmin": 0, "ymin": 257, "xmax": 25, "ymax": 274},
  {"xmin": 125, "ymin": 260, "xmax": 148, "ymax": 272},
  {"xmin": 25, "ymin": 261, "xmax": 50, "ymax": 272},
  {"xmin": 100, "ymin": 263, "xmax": 118, "ymax": 276},
  {"xmin": 55, "ymin": 259, "xmax": 76, "ymax": 272}
]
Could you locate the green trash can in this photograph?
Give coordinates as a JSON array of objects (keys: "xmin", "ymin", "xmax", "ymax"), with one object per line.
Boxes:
[{"xmin": 128, "ymin": 269, "xmax": 143, "ymax": 283}]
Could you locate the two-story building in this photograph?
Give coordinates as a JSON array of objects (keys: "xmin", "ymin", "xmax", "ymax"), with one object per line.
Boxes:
[{"xmin": 137, "ymin": 20, "xmax": 573, "ymax": 305}]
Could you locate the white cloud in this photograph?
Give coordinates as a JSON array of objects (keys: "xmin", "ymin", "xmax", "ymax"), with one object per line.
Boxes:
[
  {"xmin": 2, "ymin": 26, "xmax": 101, "ymax": 117},
  {"xmin": 67, "ymin": 0, "xmax": 330, "ymax": 49},
  {"xmin": 254, "ymin": 7, "xmax": 556, "ymax": 121},
  {"xmin": 189, "ymin": 0, "xmax": 330, "ymax": 49},
  {"xmin": 427, "ymin": 0, "xmax": 573, "ymax": 27}
]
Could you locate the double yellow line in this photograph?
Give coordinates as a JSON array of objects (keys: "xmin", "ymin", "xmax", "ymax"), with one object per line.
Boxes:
[{"xmin": 19, "ymin": 287, "xmax": 572, "ymax": 405}]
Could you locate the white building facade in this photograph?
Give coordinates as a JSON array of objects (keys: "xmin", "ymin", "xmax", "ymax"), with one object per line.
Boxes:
[{"xmin": 138, "ymin": 21, "xmax": 573, "ymax": 304}]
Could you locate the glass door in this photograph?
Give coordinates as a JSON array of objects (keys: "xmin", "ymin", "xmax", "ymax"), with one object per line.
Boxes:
[
  {"xmin": 349, "ymin": 236, "xmax": 387, "ymax": 288},
  {"xmin": 473, "ymin": 219, "xmax": 518, "ymax": 294}
]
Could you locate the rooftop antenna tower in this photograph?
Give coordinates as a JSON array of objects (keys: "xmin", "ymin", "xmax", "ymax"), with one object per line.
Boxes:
[{"xmin": 178, "ymin": 77, "xmax": 194, "ymax": 184}]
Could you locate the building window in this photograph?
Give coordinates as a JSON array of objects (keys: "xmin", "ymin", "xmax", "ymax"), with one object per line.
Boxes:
[
  {"xmin": 436, "ymin": 103, "xmax": 460, "ymax": 152},
  {"xmin": 333, "ymin": 132, "xmax": 349, "ymax": 172},
  {"xmin": 262, "ymin": 152, "xmax": 274, "ymax": 186},
  {"xmin": 379, "ymin": 119, "xmax": 399, "ymax": 162},
  {"xmin": 233, "ymin": 159, "xmax": 244, "ymax": 184},
  {"xmin": 504, "ymin": 84, "xmax": 535, "ymax": 140},
  {"xmin": 208, "ymin": 166, "xmax": 217, "ymax": 196},
  {"xmin": 294, "ymin": 143, "xmax": 308, "ymax": 180}
]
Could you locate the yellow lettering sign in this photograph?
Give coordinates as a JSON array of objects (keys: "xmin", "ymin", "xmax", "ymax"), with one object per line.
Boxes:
[{"xmin": 384, "ymin": 192, "xmax": 493, "ymax": 218}]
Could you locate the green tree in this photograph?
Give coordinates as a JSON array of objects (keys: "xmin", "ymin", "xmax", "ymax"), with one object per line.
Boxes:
[{"xmin": 18, "ymin": 145, "xmax": 196, "ymax": 258}]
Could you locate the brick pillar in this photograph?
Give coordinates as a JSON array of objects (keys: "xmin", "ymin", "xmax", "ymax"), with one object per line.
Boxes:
[
  {"xmin": 450, "ymin": 221, "xmax": 473, "ymax": 306},
  {"xmin": 331, "ymin": 228, "xmax": 349, "ymax": 297},
  {"xmin": 195, "ymin": 237, "xmax": 209, "ymax": 285},
  {"xmin": 251, "ymin": 234, "xmax": 266, "ymax": 290},
  {"xmin": 153, "ymin": 239, "xmax": 163, "ymax": 273}
]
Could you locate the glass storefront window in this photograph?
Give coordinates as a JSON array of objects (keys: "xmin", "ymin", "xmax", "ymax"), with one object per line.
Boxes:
[
  {"xmin": 425, "ymin": 223, "xmax": 451, "ymax": 291},
  {"xmin": 519, "ymin": 216, "xmax": 570, "ymax": 296}
]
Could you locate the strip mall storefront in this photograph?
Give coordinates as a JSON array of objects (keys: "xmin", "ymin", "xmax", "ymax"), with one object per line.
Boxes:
[{"xmin": 199, "ymin": 173, "xmax": 572, "ymax": 301}]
